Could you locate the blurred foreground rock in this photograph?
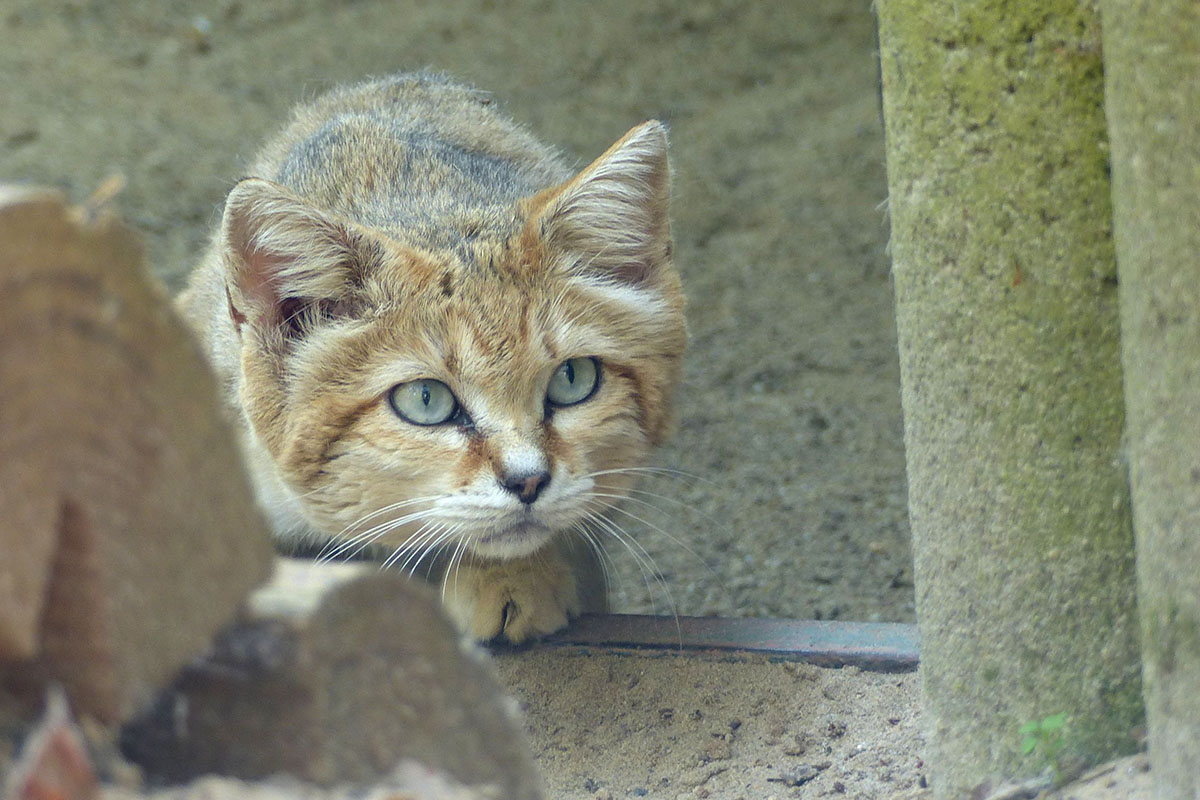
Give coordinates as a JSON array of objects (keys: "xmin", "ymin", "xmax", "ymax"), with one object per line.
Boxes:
[
  {"xmin": 0, "ymin": 188, "xmax": 543, "ymax": 800},
  {"xmin": 6, "ymin": 685, "xmax": 512, "ymax": 800},
  {"xmin": 0, "ymin": 186, "xmax": 274, "ymax": 725},
  {"xmin": 121, "ymin": 560, "xmax": 544, "ymax": 799},
  {"xmin": 102, "ymin": 763, "xmax": 508, "ymax": 800}
]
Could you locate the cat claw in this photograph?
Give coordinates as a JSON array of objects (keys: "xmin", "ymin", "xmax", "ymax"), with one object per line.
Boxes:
[
  {"xmin": 498, "ymin": 600, "xmax": 516, "ymax": 635},
  {"xmin": 443, "ymin": 552, "xmax": 580, "ymax": 644}
]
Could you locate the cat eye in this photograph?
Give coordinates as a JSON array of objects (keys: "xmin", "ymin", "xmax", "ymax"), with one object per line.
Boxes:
[
  {"xmin": 388, "ymin": 379, "xmax": 460, "ymax": 426},
  {"xmin": 546, "ymin": 357, "xmax": 600, "ymax": 407}
]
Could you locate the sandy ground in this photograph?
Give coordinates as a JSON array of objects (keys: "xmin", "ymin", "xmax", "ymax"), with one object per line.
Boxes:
[
  {"xmin": 495, "ymin": 650, "xmax": 924, "ymax": 800},
  {"xmin": 493, "ymin": 650, "xmax": 1152, "ymax": 800}
]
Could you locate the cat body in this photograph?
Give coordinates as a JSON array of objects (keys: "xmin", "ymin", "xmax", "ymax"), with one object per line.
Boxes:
[{"xmin": 178, "ymin": 73, "xmax": 685, "ymax": 642}]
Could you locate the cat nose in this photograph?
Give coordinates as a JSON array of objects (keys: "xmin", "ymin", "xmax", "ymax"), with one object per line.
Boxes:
[{"xmin": 501, "ymin": 470, "xmax": 551, "ymax": 505}]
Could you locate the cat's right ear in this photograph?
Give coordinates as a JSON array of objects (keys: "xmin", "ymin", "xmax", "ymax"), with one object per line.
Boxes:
[
  {"xmin": 219, "ymin": 177, "xmax": 365, "ymax": 337},
  {"xmin": 525, "ymin": 121, "xmax": 673, "ymax": 288}
]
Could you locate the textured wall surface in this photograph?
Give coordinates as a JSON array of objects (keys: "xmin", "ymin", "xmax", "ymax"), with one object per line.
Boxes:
[
  {"xmin": 876, "ymin": 2, "xmax": 1143, "ymax": 795},
  {"xmin": 1102, "ymin": 1, "xmax": 1200, "ymax": 797}
]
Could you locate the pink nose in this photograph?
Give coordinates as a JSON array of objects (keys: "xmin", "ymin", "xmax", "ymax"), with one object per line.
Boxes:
[{"xmin": 501, "ymin": 470, "xmax": 551, "ymax": 505}]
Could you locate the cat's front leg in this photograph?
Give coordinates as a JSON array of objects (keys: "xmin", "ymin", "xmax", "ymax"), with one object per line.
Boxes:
[{"xmin": 442, "ymin": 546, "xmax": 581, "ymax": 643}]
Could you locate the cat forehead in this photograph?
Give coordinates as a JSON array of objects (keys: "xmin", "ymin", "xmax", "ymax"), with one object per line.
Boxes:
[
  {"xmin": 446, "ymin": 285, "xmax": 612, "ymax": 368},
  {"xmin": 369, "ymin": 243, "xmax": 552, "ymax": 325},
  {"xmin": 363, "ymin": 220, "xmax": 533, "ymax": 291},
  {"xmin": 359, "ymin": 276, "xmax": 610, "ymax": 384},
  {"xmin": 349, "ymin": 236, "xmax": 645, "ymax": 386}
]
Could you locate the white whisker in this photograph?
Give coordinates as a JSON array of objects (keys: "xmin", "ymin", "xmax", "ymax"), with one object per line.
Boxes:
[
  {"xmin": 262, "ymin": 485, "xmax": 325, "ymax": 509},
  {"xmin": 318, "ymin": 507, "xmax": 439, "ymax": 563},
  {"xmin": 581, "ymin": 465, "xmax": 708, "ymax": 484},
  {"xmin": 581, "ymin": 509, "xmax": 677, "ymax": 621},
  {"xmin": 572, "ymin": 522, "xmax": 619, "ymax": 602},
  {"xmin": 587, "ymin": 491, "xmax": 723, "ymax": 588},
  {"xmin": 442, "ymin": 536, "xmax": 469, "ymax": 604},
  {"xmin": 333, "ymin": 495, "xmax": 443, "ymax": 538},
  {"xmin": 392, "ymin": 523, "xmax": 459, "ymax": 576},
  {"xmin": 381, "ymin": 520, "xmax": 441, "ymax": 570}
]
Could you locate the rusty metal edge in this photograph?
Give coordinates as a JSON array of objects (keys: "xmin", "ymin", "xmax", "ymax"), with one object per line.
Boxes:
[{"xmin": 538, "ymin": 614, "xmax": 919, "ymax": 672}]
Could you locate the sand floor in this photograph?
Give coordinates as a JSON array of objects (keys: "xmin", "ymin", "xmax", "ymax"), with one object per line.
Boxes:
[
  {"xmin": 493, "ymin": 648, "xmax": 1150, "ymax": 800},
  {"xmin": 494, "ymin": 649, "xmax": 924, "ymax": 799}
]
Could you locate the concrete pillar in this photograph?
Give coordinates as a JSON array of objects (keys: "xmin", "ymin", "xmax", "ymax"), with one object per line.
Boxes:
[
  {"xmin": 1101, "ymin": 1, "xmax": 1200, "ymax": 796},
  {"xmin": 875, "ymin": 2, "xmax": 1143, "ymax": 795}
]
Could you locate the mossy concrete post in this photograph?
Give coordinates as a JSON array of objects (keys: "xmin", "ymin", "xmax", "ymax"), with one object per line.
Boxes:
[
  {"xmin": 875, "ymin": 3, "xmax": 1142, "ymax": 794},
  {"xmin": 1100, "ymin": 2, "xmax": 1200, "ymax": 795}
]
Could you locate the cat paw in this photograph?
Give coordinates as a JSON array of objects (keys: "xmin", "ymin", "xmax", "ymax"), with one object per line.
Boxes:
[{"xmin": 442, "ymin": 550, "xmax": 580, "ymax": 643}]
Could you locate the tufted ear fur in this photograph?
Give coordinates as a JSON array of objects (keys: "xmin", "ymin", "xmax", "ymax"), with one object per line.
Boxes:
[
  {"xmin": 532, "ymin": 121, "xmax": 673, "ymax": 287},
  {"xmin": 220, "ymin": 177, "xmax": 369, "ymax": 338}
]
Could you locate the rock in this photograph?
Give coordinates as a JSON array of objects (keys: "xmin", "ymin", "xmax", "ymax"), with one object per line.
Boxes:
[
  {"xmin": 122, "ymin": 560, "xmax": 543, "ymax": 800},
  {"xmin": 0, "ymin": 187, "xmax": 274, "ymax": 725}
]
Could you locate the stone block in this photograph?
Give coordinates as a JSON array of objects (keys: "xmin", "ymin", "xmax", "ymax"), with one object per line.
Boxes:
[
  {"xmin": 122, "ymin": 560, "xmax": 543, "ymax": 800},
  {"xmin": 0, "ymin": 187, "xmax": 275, "ymax": 724}
]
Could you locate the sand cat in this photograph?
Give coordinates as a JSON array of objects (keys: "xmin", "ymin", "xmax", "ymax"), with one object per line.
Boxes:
[{"xmin": 177, "ymin": 73, "xmax": 686, "ymax": 642}]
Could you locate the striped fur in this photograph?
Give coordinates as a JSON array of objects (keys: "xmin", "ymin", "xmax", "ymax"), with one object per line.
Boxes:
[{"xmin": 177, "ymin": 73, "xmax": 686, "ymax": 642}]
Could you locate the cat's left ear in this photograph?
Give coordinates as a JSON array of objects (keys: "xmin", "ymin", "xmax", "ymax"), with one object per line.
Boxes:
[{"xmin": 530, "ymin": 121, "xmax": 673, "ymax": 286}]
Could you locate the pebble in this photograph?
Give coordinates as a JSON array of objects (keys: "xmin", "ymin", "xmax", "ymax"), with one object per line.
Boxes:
[{"xmin": 703, "ymin": 737, "xmax": 731, "ymax": 761}]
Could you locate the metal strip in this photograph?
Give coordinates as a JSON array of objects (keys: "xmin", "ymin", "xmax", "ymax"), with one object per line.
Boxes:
[{"xmin": 540, "ymin": 614, "xmax": 919, "ymax": 672}]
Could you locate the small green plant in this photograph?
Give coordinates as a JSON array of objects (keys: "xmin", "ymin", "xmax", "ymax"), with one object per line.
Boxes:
[{"xmin": 1019, "ymin": 711, "xmax": 1069, "ymax": 775}]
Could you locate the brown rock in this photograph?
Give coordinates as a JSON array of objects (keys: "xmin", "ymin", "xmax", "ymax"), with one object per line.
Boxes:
[
  {"xmin": 122, "ymin": 560, "xmax": 543, "ymax": 800},
  {"xmin": 0, "ymin": 187, "xmax": 274, "ymax": 724}
]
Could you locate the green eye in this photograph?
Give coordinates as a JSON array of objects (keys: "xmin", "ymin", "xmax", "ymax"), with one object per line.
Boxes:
[
  {"xmin": 546, "ymin": 357, "xmax": 600, "ymax": 407},
  {"xmin": 388, "ymin": 379, "xmax": 459, "ymax": 426}
]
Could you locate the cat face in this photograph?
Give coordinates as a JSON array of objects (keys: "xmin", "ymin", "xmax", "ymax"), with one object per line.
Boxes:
[{"xmin": 221, "ymin": 122, "xmax": 685, "ymax": 563}]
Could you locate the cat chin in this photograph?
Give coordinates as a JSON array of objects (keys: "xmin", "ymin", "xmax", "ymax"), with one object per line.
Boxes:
[{"xmin": 466, "ymin": 522, "xmax": 560, "ymax": 561}]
